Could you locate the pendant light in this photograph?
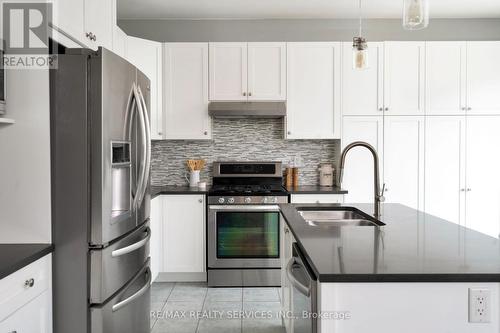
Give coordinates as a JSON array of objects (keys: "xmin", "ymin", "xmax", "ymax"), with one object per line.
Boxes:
[
  {"xmin": 352, "ymin": 0, "xmax": 368, "ymax": 70},
  {"xmin": 403, "ymin": 0, "xmax": 429, "ymax": 30}
]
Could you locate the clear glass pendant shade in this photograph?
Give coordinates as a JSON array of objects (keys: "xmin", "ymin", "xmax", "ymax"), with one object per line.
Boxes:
[
  {"xmin": 353, "ymin": 37, "xmax": 369, "ymax": 70},
  {"xmin": 403, "ymin": 0, "xmax": 429, "ymax": 30}
]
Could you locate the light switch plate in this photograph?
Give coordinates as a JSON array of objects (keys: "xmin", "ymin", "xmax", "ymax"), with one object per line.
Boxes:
[{"xmin": 469, "ymin": 288, "xmax": 491, "ymax": 323}]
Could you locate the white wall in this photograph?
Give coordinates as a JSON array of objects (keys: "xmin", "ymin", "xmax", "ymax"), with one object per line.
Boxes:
[{"xmin": 0, "ymin": 68, "xmax": 52, "ymax": 243}]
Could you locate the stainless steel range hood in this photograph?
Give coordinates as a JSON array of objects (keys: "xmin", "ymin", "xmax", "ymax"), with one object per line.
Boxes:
[{"xmin": 208, "ymin": 101, "xmax": 286, "ymax": 118}]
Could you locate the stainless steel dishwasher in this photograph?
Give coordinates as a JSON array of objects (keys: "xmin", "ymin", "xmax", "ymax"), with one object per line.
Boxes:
[{"xmin": 286, "ymin": 243, "xmax": 318, "ymax": 333}]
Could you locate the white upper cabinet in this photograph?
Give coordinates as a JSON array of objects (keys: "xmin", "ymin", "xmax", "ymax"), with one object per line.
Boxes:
[
  {"xmin": 247, "ymin": 43, "xmax": 286, "ymax": 100},
  {"xmin": 209, "ymin": 43, "xmax": 248, "ymax": 101},
  {"xmin": 52, "ymin": 0, "xmax": 113, "ymax": 50},
  {"xmin": 52, "ymin": 0, "xmax": 85, "ymax": 42},
  {"xmin": 209, "ymin": 42, "xmax": 286, "ymax": 101},
  {"xmin": 164, "ymin": 43, "xmax": 211, "ymax": 140},
  {"xmin": 84, "ymin": 0, "xmax": 113, "ymax": 50},
  {"xmin": 465, "ymin": 116, "xmax": 500, "ymax": 238},
  {"xmin": 384, "ymin": 42, "xmax": 425, "ymax": 115},
  {"xmin": 424, "ymin": 116, "xmax": 466, "ymax": 225},
  {"xmin": 342, "ymin": 116, "xmax": 384, "ymax": 204},
  {"xmin": 466, "ymin": 42, "xmax": 500, "ymax": 115},
  {"xmin": 126, "ymin": 36, "xmax": 163, "ymax": 140},
  {"xmin": 342, "ymin": 42, "xmax": 384, "ymax": 116},
  {"xmin": 383, "ymin": 116, "xmax": 424, "ymax": 211},
  {"xmin": 426, "ymin": 42, "xmax": 467, "ymax": 115},
  {"xmin": 287, "ymin": 42, "xmax": 341, "ymax": 139},
  {"xmin": 112, "ymin": 26, "xmax": 127, "ymax": 59}
]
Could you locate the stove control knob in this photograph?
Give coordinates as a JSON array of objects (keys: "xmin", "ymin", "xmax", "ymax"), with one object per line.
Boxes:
[
  {"xmin": 270, "ymin": 197, "xmax": 278, "ymax": 203},
  {"xmin": 244, "ymin": 197, "xmax": 252, "ymax": 204},
  {"xmin": 228, "ymin": 197, "xmax": 235, "ymax": 204},
  {"xmin": 262, "ymin": 197, "xmax": 269, "ymax": 204},
  {"xmin": 218, "ymin": 198, "xmax": 225, "ymax": 204}
]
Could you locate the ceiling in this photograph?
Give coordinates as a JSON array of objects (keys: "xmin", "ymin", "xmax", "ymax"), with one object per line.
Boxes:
[{"xmin": 118, "ymin": 0, "xmax": 500, "ymax": 20}]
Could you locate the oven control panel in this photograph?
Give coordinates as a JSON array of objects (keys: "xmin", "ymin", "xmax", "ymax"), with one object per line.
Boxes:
[{"xmin": 208, "ymin": 196, "xmax": 288, "ymax": 205}]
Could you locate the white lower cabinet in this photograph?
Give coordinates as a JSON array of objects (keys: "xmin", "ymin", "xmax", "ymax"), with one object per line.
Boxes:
[
  {"xmin": 162, "ymin": 195, "xmax": 206, "ymax": 276},
  {"xmin": 280, "ymin": 220, "xmax": 295, "ymax": 333},
  {"xmin": 290, "ymin": 194, "xmax": 344, "ymax": 204},
  {"xmin": 0, "ymin": 255, "xmax": 52, "ymax": 332},
  {"xmin": 150, "ymin": 196, "xmax": 164, "ymax": 282}
]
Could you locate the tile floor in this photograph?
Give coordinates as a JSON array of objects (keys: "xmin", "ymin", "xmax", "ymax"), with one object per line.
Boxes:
[{"xmin": 150, "ymin": 282, "xmax": 286, "ymax": 333}]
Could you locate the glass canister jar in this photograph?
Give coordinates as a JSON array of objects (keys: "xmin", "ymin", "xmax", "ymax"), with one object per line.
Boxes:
[{"xmin": 318, "ymin": 163, "xmax": 334, "ymax": 186}]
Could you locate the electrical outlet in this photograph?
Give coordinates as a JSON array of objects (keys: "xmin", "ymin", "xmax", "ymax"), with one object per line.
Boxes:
[{"xmin": 469, "ymin": 288, "xmax": 491, "ymax": 323}]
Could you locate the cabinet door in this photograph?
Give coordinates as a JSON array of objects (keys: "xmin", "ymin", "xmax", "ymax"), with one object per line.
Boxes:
[
  {"xmin": 164, "ymin": 43, "xmax": 211, "ymax": 140},
  {"xmin": 342, "ymin": 42, "xmax": 384, "ymax": 116},
  {"xmin": 465, "ymin": 116, "xmax": 500, "ymax": 238},
  {"xmin": 341, "ymin": 116, "xmax": 383, "ymax": 204},
  {"xmin": 209, "ymin": 43, "xmax": 248, "ymax": 101},
  {"xmin": 466, "ymin": 42, "xmax": 500, "ymax": 115},
  {"xmin": 247, "ymin": 42, "xmax": 286, "ymax": 101},
  {"xmin": 163, "ymin": 195, "xmax": 205, "ymax": 273},
  {"xmin": 287, "ymin": 42, "xmax": 341, "ymax": 139},
  {"xmin": 84, "ymin": 0, "xmax": 113, "ymax": 50},
  {"xmin": 0, "ymin": 290, "xmax": 52, "ymax": 333},
  {"xmin": 383, "ymin": 116, "xmax": 424, "ymax": 210},
  {"xmin": 52, "ymin": 0, "xmax": 85, "ymax": 44},
  {"xmin": 424, "ymin": 116, "xmax": 466, "ymax": 225},
  {"xmin": 150, "ymin": 196, "xmax": 163, "ymax": 281},
  {"xmin": 384, "ymin": 42, "xmax": 425, "ymax": 115},
  {"xmin": 112, "ymin": 26, "xmax": 127, "ymax": 59},
  {"xmin": 425, "ymin": 42, "xmax": 467, "ymax": 115},
  {"xmin": 126, "ymin": 37, "xmax": 163, "ymax": 140}
]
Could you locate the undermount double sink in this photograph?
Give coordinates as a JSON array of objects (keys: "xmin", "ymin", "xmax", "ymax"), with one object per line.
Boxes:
[{"xmin": 298, "ymin": 207, "xmax": 385, "ymax": 227}]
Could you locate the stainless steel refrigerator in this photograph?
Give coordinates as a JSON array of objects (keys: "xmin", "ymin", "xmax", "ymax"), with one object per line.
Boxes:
[{"xmin": 50, "ymin": 46, "xmax": 152, "ymax": 333}]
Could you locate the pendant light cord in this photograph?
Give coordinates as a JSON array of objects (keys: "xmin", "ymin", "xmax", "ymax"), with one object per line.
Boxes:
[{"xmin": 358, "ymin": 0, "xmax": 362, "ymax": 37}]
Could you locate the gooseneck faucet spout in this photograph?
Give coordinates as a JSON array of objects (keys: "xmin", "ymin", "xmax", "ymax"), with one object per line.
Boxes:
[{"xmin": 337, "ymin": 141, "xmax": 385, "ymax": 218}]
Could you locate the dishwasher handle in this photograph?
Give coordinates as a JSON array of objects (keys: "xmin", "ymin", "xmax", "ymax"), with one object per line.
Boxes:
[{"xmin": 286, "ymin": 257, "xmax": 311, "ymax": 297}]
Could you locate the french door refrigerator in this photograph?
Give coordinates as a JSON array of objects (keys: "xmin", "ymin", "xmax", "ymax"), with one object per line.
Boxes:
[{"xmin": 50, "ymin": 47, "xmax": 152, "ymax": 333}]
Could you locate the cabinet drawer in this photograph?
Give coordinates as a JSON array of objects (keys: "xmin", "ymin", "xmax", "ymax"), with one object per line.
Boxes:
[
  {"xmin": 290, "ymin": 194, "xmax": 344, "ymax": 204},
  {"xmin": 0, "ymin": 290, "xmax": 52, "ymax": 333},
  {"xmin": 0, "ymin": 255, "xmax": 51, "ymax": 322}
]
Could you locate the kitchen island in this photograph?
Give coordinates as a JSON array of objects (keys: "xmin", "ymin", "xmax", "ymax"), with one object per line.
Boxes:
[{"xmin": 279, "ymin": 203, "xmax": 500, "ymax": 333}]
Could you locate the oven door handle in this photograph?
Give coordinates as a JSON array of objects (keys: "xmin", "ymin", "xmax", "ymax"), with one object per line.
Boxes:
[
  {"xmin": 286, "ymin": 257, "xmax": 311, "ymax": 297},
  {"xmin": 209, "ymin": 205, "xmax": 280, "ymax": 211}
]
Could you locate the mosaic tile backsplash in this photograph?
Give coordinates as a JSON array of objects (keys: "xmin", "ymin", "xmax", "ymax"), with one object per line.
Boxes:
[{"xmin": 151, "ymin": 118, "xmax": 340, "ymax": 186}]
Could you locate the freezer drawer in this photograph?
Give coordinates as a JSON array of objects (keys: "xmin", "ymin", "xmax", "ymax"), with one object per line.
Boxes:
[
  {"xmin": 91, "ymin": 258, "xmax": 151, "ymax": 333},
  {"xmin": 90, "ymin": 221, "xmax": 150, "ymax": 304}
]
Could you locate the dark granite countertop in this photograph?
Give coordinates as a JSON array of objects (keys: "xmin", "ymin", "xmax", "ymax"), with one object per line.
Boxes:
[
  {"xmin": 0, "ymin": 244, "xmax": 54, "ymax": 280},
  {"xmin": 151, "ymin": 185, "xmax": 210, "ymax": 198},
  {"xmin": 279, "ymin": 203, "xmax": 500, "ymax": 283},
  {"xmin": 286, "ymin": 185, "xmax": 347, "ymax": 194}
]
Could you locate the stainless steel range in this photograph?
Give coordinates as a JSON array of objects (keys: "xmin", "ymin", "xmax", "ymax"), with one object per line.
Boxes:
[{"xmin": 207, "ymin": 161, "xmax": 288, "ymax": 287}]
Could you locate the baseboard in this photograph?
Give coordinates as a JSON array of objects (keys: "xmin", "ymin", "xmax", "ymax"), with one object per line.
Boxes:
[{"xmin": 155, "ymin": 272, "xmax": 207, "ymax": 283}]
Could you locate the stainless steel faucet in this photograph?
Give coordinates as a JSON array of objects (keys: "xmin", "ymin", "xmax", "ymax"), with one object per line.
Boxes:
[{"xmin": 337, "ymin": 141, "xmax": 385, "ymax": 218}]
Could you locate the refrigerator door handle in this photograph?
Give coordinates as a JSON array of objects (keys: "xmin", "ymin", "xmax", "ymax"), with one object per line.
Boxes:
[
  {"xmin": 112, "ymin": 267, "xmax": 151, "ymax": 312},
  {"xmin": 111, "ymin": 227, "xmax": 151, "ymax": 257},
  {"xmin": 136, "ymin": 85, "xmax": 151, "ymax": 207},
  {"xmin": 132, "ymin": 83, "xmax": 148, "ymax": 211}
]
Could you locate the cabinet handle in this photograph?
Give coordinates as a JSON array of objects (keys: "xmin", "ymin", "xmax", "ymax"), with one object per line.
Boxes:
[
  {"xmin": 24, "ymin": 278, "xmax": 35, "ymax": 288},
  {"xmin": 467, "ymin": 107, "xmax": 472, "ymax": 111},
  {"xmin": 466, "ymin": 188, "xmax": 472, "ymax": 192},
  {"xmin": 384, "ymin": 107, "xmax": 389, "ymax": 111},
  {"xmin": 198, "ymin": 199, "xmax": 203, "ymax": 203},
  {"xmin": 461, "ymin": 107, "xmax": 466, "ymax": 111},
  {"xmin": 243, "ymin": 92, "xmax": 247, "ymax": 96},
  {"xmin": 287, "ymin": 131, "xmax": 291, "ymax": 135},
  {"xmin": 248, "ymin": 92, "xmax": 252, "ymax": 96},
  {"xmin": 203, "ymin": 131, "xmax": 208, "ymax": 135},
  {"xmin": 460, "ymin": 188, "xmax": 466, "ymax": 192},
  {"xmin": 378, "ymin": 107, "xmax": 383, "ymax": 111},
  {"xmin": 315, "ymin": 200, "xmax": 320, "ymax": 204},
  {"xmin": 284, "ymin": 227, "xmax": 289, "ymax": 234}
]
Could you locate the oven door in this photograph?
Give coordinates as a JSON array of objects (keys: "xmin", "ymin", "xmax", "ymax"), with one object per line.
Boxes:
[{"xmin": 208, "ymin": 205, "xmax": 281, "ymax": 268}]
